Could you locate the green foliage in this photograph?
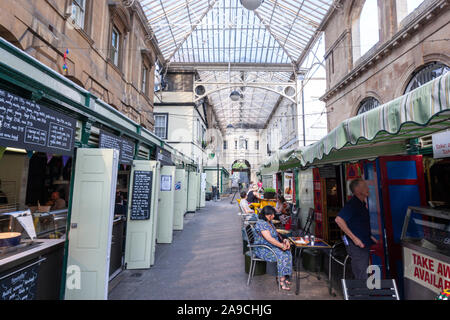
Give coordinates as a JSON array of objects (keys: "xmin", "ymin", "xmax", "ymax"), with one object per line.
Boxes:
[{"xmin": 264, "ymin": 187, "xmax": 276, "ymax": 193}]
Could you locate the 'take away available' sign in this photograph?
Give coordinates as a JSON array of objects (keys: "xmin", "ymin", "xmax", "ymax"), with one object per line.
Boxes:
[
  {"xmin": 403, "ymin": 247, "xmax": 450, "ymax": 294},
  {"xmin": 0, "ymin": 89, "xmax": 76, "ymax": 156}
]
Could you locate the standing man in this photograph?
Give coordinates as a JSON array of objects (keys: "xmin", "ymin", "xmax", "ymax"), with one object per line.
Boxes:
[{"xmin": 335, "ymin": 178, "xmax": 378, "ymax": 279}]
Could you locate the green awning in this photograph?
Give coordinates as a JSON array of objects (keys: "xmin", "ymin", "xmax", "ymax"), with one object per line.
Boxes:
[{"xmin": 259, "ymin": 71, "xmax": 450, "ymax": 172}]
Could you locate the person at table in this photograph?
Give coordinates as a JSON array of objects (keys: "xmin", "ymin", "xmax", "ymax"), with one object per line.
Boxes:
[
  {"xmin": 335, "ymin": 178, "xmax": 378, "ymax": 280},
  {"xmin": 46, "ymin": 190, "xmax": 66, "ymax": 210},
  {"xmin": 274, "ymin": 195, "xmax": 289, "ymax": 220},
  {"xmin": 247, "ymin": 184, "xmax": 261, "ymax": 204},
  {"xmin": 253, "ymin": 206, "xmax": 292, "ymax": 290},
  {"xmin": 239, "ymin": 191, "xmax": 255, "ymax": 215}
]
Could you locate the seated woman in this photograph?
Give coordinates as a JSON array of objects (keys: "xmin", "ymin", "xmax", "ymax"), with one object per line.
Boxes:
[
  {"xmin": 253, "ymin": 206, "xmax": 293, "ymax": 290},
  {"xmin": 247, "ymin": 184, "xmax": 261, "ymax": 204}
]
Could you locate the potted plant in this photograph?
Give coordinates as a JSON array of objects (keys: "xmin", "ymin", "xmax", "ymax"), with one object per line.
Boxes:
[{"xmin": 263, "ymin": 187, "xmax": 276, "ymax": 199}]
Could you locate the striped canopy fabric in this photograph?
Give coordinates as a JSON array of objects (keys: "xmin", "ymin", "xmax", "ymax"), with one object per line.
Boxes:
[{"xmin": 259, "ymin": 71, "xmax": 450, "ymax": 173}]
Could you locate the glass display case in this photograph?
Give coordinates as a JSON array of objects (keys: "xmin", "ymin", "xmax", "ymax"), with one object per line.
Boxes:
[
  {"xmin": 401, "ymin": 206, "xmax": 450, "ymax": 255},
  {"xmin": 401, "ymin": 206, "xmax": 450, "ymax": 300},
  {"xmin": 33, "ymin": 209, "xmax": 67, "ymax": 239}
]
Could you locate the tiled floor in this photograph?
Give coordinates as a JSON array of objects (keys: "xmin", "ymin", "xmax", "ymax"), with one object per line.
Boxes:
[{"xmin": 108, "ymin": 197, "xmax": 342, "ymax": 300}]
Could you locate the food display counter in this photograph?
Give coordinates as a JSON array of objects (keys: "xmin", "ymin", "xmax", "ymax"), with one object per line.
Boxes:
[
  {"xmin": 0, "ymin": 210, "xmax": 65, "ymax": 300},
  {"xmin": 401, "ymin": 206, "xmax": 450, "ymax": 299}
]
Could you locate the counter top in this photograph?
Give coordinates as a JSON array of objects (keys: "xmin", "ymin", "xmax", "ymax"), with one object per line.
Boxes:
[{"xmin": 0, "ymin": 239, "xmax": 65, "ymax": 271}]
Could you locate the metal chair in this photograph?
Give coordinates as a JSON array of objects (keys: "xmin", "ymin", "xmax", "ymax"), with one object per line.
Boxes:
[
  {"xmin": 341, "ymin": 279, "xmax": 400, "ymax": 300},
  {"xmin": 300, "ymin": 208, "xmax": 315, "ymax": 236},
  {"xmin": 244, "ymin": 224, "xmax": 282, "ymax": 290},
  {"xmin": 328, "ymin": 241, "xmax": 351, "ymax": 296}
]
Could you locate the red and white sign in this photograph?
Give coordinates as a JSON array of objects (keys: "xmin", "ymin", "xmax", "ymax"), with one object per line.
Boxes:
[
  {"xmin": 403, "ymin": 247, "xmax": 450, "ymax": 294},
  {"xmin": 432, "ymin": 131, "xmax": 450, "ymax": 159}
]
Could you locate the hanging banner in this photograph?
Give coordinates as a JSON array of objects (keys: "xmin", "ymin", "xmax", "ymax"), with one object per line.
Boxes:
[
  {"xmin": 283, "ymin": 172, "xmax": 293, "ymax": 202},
  {"xmin": 0, "ymin": 89, "xmax": 76, "ymax": 156}
]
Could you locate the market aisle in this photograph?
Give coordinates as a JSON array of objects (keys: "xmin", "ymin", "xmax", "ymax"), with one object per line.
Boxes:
[{"xmin": 108, "ymin": 197, "xmax": 341, "ymax": 300}]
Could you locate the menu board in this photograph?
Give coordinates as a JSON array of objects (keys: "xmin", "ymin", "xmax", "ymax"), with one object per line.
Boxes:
[
  {"xmin": 0, "ymin": 262, "xmax": 40, "ymax": 300},
  {"xmin": 130, "ymin": 170, "xmax": 152, "ymax": 220},
  {"xmin": 99, "ymin": 130, "xmax": 135, "ymax": 165},
  {"xmin": 0, "ymin": 89, "xmax": 76, "ymax": 155},
  {"xmin": 156, "ymin": 146, "xmax": 174, "ymax": 166}
]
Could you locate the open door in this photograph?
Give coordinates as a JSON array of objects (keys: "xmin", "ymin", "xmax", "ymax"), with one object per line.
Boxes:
[
  {"xmin": 378, "ymin": 155, "xmax": 426, "ymax": 293},
  {"xmin": 65, "ymin": 148, "xmax": 119, "ymax": 300},
  {"xmin": 173, "ymin": 169, "xmax": 187, "ymax": 231},
  {"xmin": 150, "ymin": 163, "xmax": 161, "ymax": 266},
  {"xmin": 363, "ymin": 160, "xmax": 388, "ymax": 277},
  {"xmin": 157, "ymin": 166, "xmax": 175, "ymax": 243},
  {"xmin": 124, "ymin": 160, "xmax": 160, "ymax": 269}
]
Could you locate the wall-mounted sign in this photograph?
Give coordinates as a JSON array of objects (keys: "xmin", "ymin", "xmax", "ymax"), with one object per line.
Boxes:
[
  {"xmin": 99, "ymin": 130, "xmax": 135, "ymax": 165},
  {"xmin": 175, "ymin": 181, "xmax": 181, "ymax": 191},
  {"xmin": 319, "ymin": 165, "xmax": 336, "ymax": 178},
  {"xmin": 160, "ymin": 175, "xmax": 172, "ymax": 191},
  {"xmin": 432, "ymin": 131, "xmax": 450, "ymax": 159},
  {"xmin": 0, "ymin": 89, "xmax": 76, "ymax": 155},
  {"xmin": 403, "ymin": 247, "xmax": 450, "ymax": 294},
  {"xmin": 130, "ymin": 171, "xmax": 152, "ymax": 220},
  {"xmin": 156, "ymin": 147, "xmax": 174, "ymax": 166}
]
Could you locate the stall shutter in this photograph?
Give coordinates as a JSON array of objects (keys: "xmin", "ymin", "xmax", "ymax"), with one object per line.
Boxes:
[
  {"xmin": 187, "ymin": 171, "xmax": 197, "ymax": 212},
  {"xmin": 124, "ymin": 160, "xmax": 160, "ymax": 269},
  {"xmin": 65, "ymin": 148, "xmax": 119, "ymax": 300},
  {"xmin": 157, "ymin": 166, "xmax": 176, "ymax": 243},
  {"xmin": 173, "ymin": 169, "xmax": 187, "ymax": 230}
]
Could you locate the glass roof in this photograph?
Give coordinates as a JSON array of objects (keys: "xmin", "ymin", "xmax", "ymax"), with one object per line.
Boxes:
[
  {"xmin": 140, "ymin": 0, "xmax": 333, "ymax": 65},
  {"xmin": 140, "ymin": 0, "xmax": 332, "ymax": 130}
]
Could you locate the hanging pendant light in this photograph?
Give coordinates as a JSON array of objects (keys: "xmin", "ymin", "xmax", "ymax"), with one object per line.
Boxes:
[
  {"xmin": 229, "ymin": 90, "xmax": 242, "ymax": 101},
  {"xmin": 240, "ymin": 0, "xmax": 264, "ymax": 10}
]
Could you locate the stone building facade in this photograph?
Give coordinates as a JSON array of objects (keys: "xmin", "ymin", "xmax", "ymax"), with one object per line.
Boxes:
[
  {"xmin": 0, "ymin": 0, "xmax": 160, "ymax": 130},
  {"xmin": 321, "ymin": 0, "xmax": 450, "ymax": 131}
]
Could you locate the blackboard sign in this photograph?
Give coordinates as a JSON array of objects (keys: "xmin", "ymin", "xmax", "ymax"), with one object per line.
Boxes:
[
  {"xmin": 156, "ymin": 146, "xmax": 174, "ymax": 166},
  {"xmin": 319, "ymin": 165, "xmax": 336, "ymax": 178},
  {"xmin": 130, "ymin": 170, "xmax": 152, "ymax": 220},
  {"xmin": 0, "ymin": 262, "xmax": 40, "ymax": 300},
  {"xmin": 0, "ymin": 89, "xmax": 76, "ymax": 155},
  {"xmin": 99, "ymin": 130, "xmax": 135, "ymax": 165}
]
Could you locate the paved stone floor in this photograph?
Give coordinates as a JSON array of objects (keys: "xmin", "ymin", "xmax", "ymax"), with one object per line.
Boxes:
[{"xmin": 108, "ymin": 197, "xmax": 342, "ymax": 300}]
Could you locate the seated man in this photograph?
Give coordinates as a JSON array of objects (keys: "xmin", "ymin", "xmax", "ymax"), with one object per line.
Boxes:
[
  {"xmin": 247, "ymin": 184, "xmax": 262, "ymax": 204},
  {"xmin": 47, "ymin": 191, "xmax": 66, "ymax": 210},
  {"xmin": 239, "ymin": 191, "xmax": 255, "ymax": 215}
]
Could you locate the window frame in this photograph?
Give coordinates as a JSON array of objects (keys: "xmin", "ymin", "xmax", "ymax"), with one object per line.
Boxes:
[
  {"xmin": 71, "ymin": 0, "xmax": 86, "ymax": 29},
  {"xmin": 142, "ymin": 65, "xmax": 149, "ymax": 95},
  {"xmin": 110, "ymin": 26, "xmax": 121, "ymax": 68},
  {"xmin": 356, "ymin": 97, "xmax": 381, "ymax": 115},
  {"xmin": 223, "ymin": 140, "xmax": 227, "ymax": 150},
  {"xmin": 154, "ymin": 113, "xmax": 169, "ymax": 140}
]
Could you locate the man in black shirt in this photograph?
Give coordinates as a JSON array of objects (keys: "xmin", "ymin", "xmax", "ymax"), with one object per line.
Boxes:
[
  {"xmin": 247, "ymin": 184, "xmax": 261, "ymax": 204},
  {"xmin": 335, "ymin": 178, "xmax": 378, "ymax": 279}
]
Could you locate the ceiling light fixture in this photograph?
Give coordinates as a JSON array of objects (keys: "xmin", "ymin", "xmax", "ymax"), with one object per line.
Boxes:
[
  {"xmin": 229, "ymin": 90, "xmax": 242, "ymax": 101},
  {"xmin": 240, "ymin": 0, "xmax": 264, "ymax": 10}
]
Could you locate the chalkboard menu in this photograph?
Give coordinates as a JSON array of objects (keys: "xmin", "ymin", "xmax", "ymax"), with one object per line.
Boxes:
[
  {"xmin": 0, "ymin": 89, "xmax": 76, "ymax": 155},
  {"xmin": 319, "ymin": 165, "xmax": 336, "ymax": 178},
  {"xmin": 99, "ymin": 130, "xmax": 135, "ymax": 165},
  {"xmin": 130, "ymin": 170, "xmax": 153, "ymax": 220},
  {"xmin": 156, "ymin": 146, "xmax": 174, "ymax": 166},
  {"xmin": 0, "ymin": 262, "xmax": 39, "ymax": 300}
]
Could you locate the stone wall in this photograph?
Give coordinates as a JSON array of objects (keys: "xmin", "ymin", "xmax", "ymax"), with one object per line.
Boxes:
[
  {"xmin": 0, "ymin": 0, "xmax": 158, "ymax": 130},
  {"xmin": 321, "ymin": 0, "xmax": 450, "ymax": 131}
]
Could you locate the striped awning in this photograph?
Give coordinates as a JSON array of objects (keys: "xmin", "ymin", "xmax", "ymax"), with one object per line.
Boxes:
[{"xmin": 258, "ymin": 71, "xmax": 450, "ymax": 173}]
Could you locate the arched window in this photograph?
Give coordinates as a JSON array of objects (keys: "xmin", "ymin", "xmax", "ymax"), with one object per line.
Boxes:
[
  {"xmin": 357, "ymin": 97, "xmax": 380, "ymax": 115},
  {"xmin": 404, "ymin": 62, "xmax": 450, "ymax": 94},
  {"xmin": 352, "ymin": 0, "xmax": 380, "ymax": 62}
]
